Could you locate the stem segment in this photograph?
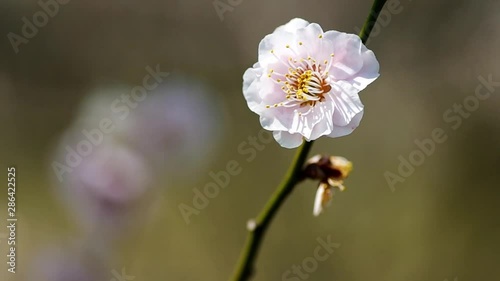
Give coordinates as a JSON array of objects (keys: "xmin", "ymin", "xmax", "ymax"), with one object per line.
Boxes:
[
  {"xmin": 230, "ymin": 140, "xmax": 314, "ymax": 280},
  {"xmin": 230, "ymin": 1, "xmax": 387, "ymax": 280},
  {"xmin": 359, "ymin": 0, "xmax": 388, "ymax": 44}
]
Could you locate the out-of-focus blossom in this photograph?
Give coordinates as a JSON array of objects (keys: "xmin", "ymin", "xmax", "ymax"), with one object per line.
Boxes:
[
  {"xmin": 54, "ymin": 137, "xmax": 153, "ymax": 236},
  {"xmin": 71, "ymin": 84, "xmax": 134, "ymax": 133},
  {"xmin": 243, "ymin": 18, "xmax": 379, "ymax": 148},
  {"xmin": 49, "ymin": 75, "xmax": 223, "ymax": 247},
  {"xmin": 123, "ymin": 76, "xmax": 224, "ymax": 177},
  {"xmin": 59, "ymin": 76, "xmax": 223, "ymax": 181},
  {"xmin": 29, "ymin": 244, "xmax": 107, "ymax": 281},
  {"xmin": 71, "ymin": 141, "xmax": 151, "ymax": 205}
]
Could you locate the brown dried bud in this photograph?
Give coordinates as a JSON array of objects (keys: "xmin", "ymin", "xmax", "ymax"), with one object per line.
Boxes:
[
  {"xmin": 303, "ymin": 155, "xmax": 352, "ymax": 182},
  {"xmin": 304, "ymin": 155, "xmax": 353, "ymax": 216}
]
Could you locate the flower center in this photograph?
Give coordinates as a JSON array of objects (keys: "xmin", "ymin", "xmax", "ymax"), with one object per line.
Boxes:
[
  {"xmin": 266, "ymin": 47, "xmax": 334, "ymax": 113},
  {"xmin": 284, "ymin": 65, "xmax": 331, "ymax": 106}
]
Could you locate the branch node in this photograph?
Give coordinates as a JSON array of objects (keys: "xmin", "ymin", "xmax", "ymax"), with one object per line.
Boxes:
[{"xmin": 246, "ymin": 219, "xmax": 257, "ymax": 232}]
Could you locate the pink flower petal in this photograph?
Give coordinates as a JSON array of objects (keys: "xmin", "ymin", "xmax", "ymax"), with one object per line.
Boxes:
[
  {"xmin": 272, "ymin": 130, "xmax": 304, "ymax": 148},
  {"xmin": 243, "ymin": 18, "xmax": 379, "ymax": 148}
]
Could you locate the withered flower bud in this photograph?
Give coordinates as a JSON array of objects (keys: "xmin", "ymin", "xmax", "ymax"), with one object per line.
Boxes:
[{"xmin": 303, "ymin": 155, "xmax": 353, "ymax": 216}]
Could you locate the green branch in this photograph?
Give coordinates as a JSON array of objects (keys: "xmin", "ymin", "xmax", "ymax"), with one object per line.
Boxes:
[
  {"xmin": 230, "ymin": 1, "xmax": 387, "ymax": 280},
  {"xmin": 359, "ymin": 0, "xmax": 388, "ymax": 44},
  {"xmin": 230, "ymin": 140, "xmax": 313, "ymax": 280}
]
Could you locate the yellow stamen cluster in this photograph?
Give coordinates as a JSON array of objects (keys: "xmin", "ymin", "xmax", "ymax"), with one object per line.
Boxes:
[
  {"xmin": 264, "ymin": 41, "xmax": 335, "ymax": 112},
  {"xmin": 289, "ymin": 69, "xmax": 313, "ymax": 99}
]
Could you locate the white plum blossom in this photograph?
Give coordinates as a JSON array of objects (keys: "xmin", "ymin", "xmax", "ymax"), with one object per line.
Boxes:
[{"xmin": 243, "ymin": 18, "xmax": 379, "ymax": 148}]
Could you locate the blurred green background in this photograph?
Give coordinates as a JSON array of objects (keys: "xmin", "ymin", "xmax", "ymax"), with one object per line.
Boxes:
[{"xmin": 1, "ymin": 0, "xmax": 500, "ymax": 280}]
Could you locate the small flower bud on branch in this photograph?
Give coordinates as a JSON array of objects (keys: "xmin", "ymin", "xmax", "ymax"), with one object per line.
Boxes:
[{"xmin": 302, "ymin": 155, "xmax": 353, "ymax": 216}]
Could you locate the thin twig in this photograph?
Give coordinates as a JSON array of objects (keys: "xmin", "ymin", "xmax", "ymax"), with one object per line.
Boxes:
[{"xmin": 230, "ymin": 1, "xmax": 388, "ymax": 279}]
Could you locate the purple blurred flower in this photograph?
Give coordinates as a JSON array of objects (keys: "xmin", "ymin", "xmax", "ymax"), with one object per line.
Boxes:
[
  {"xmin": 29, "ymin": 244, "xmax": 107, "ymax": 281},
  {"xmin": 55, "ymin": 138, "xmax": 153, "ymax": 236},
  {"xmin": 124, "ymin": 75, "xmax": 224, "ymax": 177}
]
